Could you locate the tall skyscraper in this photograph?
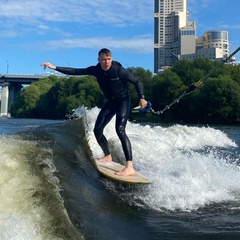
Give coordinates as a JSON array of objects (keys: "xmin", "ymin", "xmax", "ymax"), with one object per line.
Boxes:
[
  {"xmin": 154, "ymin": 0, "xmax": 188, "ymax": 73},
  {"xmin": 154, "ymin": 0, "xmax": 229, "ymax": 73}
]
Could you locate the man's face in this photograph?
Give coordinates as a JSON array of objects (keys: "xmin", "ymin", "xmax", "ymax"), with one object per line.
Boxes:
[{"xmin": 98, "ymin": 53, "xmax": 112, "ymax": 71}]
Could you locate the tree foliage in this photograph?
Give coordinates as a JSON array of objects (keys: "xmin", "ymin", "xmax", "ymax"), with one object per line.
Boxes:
[
  {"xmin": 11, "ymin": 75, "xmax": 104, "ymax": 119},
  {"xmin": 10, "ymin": 59, "xmax": 240, "ymax": 124}
]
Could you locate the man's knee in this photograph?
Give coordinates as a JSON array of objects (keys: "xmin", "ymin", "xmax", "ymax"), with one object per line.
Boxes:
[
  {"xmin": 94, "ymin": 126, "xmax": 101, "ymax": 138},
  {"xmin": 116, "ymin": 125, "xmax": 125, "ymax": 138}
]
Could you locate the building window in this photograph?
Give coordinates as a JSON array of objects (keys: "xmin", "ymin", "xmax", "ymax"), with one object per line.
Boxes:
[
  {"xmin": 154, "ymin": 0, "xmax": 159, "ymax": 13},
  {"xmin": 211, "ymin": 31, "xmax": 222, "ymax": 40},
  {"xmin": 181, "ymin": 30, "xmax": 195, "ymax": 36},
  {"xmin": 222, "ymin": 32, "xmax": 228, "ymax": 40}
]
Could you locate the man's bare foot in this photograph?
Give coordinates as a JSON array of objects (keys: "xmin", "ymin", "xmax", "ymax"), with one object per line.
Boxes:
[
  {"xmin": 97, "ymin": 154, "xmax": 112, "ymax": 163},
  {"xmin": 115, "ymin": 161, "xmax": 135, "ymax": 176}
]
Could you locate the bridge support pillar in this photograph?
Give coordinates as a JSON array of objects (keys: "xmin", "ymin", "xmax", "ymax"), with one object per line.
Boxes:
[
  {"xmin": 1, "ymin": 83, "xmax": 9, "ymax": 117},
  {"xmin": 1, "ymin": 83, "xmax": 22, "ymax": 117}
]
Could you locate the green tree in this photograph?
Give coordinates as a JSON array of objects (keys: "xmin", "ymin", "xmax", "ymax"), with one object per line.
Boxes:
[
  {"xmin": 225, "ymin": 64, "xmax": 240, "ymax": 85},
  {"xmin": 151, "ymin": 70, "xmax": 184, "ymax": 112},
  {"xmin": 189, "ymin": 75, "xmax": 240, "ymax": 123},
  {"xmin": 43, "ymin": 76, "xmax": 104, "ymax": 119},
  {"xmin": 10, "ymin": 76, "xmax": 56, "ymax": 118},
  {"xmin": 127, "ymin": 67, "xmax": 153, "ymax": 105},
  {"xmin": 171, "ymin": 59, "xmax": 193, "ymax": 84}
]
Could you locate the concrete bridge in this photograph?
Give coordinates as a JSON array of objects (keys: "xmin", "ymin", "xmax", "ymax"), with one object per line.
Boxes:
[{"xmin": 0, "ymin": 74, "xmax": 43, "ymax": 117}]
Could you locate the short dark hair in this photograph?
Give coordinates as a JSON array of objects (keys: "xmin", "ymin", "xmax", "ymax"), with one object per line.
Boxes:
[{"xmin": 98, "ymin": 48, "xmax": 112, "ymax": 57}]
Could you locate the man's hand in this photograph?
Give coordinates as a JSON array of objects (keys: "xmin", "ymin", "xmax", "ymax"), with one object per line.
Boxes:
[
  {"xmin": 40, "ymin": 62, "xmax": 56, "ymax": 70},
  {"xmin": 139, "ymin": 98, "xmax": 148, "ymax": 109}
]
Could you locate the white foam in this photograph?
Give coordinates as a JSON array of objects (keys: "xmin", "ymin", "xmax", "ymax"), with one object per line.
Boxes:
[
  {"xmin": 0, "ymin": 215, "xmax": 41, "ymax": 240},
  {"xmin": 75, "ymin": 106, "xmax": 240, "ymax": 211},
  {"xmin": 0, "ymin": 136, "xmax": 64, "ymax": 239}
]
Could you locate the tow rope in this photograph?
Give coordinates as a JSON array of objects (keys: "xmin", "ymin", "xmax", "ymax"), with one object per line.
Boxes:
[{"xmin": 132, "ymin": 47, "xmax": 240, "ymax": 115}]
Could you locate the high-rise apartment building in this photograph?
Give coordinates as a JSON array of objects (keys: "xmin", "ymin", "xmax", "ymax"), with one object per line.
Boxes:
[
  {"xmin": 154, "ymin": 0, "xmax": 188, "ymax": 73},
  {"xmin": 154, "ymin": 0, "xmax": 229, "ymax": 73},
  {"xmin": 203, "ymin": 30, "xmax": 229, "ymax": 58}
]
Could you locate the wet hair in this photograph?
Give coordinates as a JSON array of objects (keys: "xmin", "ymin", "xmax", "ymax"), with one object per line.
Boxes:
[{"xmin": 98, "ymin": 48, "xmax": 112, "ymax": 57}]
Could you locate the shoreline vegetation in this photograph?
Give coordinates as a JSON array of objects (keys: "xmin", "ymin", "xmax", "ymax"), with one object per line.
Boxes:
[{"xmin": 10, "ymin": 58, "xmax": 240, "ymax": 125}]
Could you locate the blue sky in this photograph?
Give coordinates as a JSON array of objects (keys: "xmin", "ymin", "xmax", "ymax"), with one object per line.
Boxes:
[{"xmin": 0, "ymin": 0, "xmax": 239, "ymax": 75}]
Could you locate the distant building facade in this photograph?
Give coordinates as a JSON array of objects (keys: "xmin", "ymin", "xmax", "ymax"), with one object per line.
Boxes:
[{"xmin": 154, "ymin": 0, "xmax": 230, "ymax": 73}]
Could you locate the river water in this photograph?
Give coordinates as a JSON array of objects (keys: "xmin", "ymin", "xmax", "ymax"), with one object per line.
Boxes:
[{"xmin": 0, "ymin": 107, "xmax": 240, "ymax": 240}]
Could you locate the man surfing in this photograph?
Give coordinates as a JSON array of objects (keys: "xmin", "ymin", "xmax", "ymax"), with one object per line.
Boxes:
[{"xmin": 41, "ymin": 48, "xmax": 148, "ymax": 176}]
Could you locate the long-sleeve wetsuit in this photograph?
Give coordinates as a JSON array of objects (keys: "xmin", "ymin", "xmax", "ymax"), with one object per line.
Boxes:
[{"xmin": 55, "ymin": 61, "xmax": 145, "ymax": 161}]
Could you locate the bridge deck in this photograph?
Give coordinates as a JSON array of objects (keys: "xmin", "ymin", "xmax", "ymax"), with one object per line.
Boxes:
[{"xmin": 0, "ymin": 74, "xmax": 43, "ymax": 84}]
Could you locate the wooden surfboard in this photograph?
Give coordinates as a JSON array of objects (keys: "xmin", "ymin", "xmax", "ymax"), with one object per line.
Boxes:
[{"xmin": 95, "ymin": 161, "xmax": 151, "ymax": 184}]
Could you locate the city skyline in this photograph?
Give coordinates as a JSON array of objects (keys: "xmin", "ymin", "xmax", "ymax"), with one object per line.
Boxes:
[
  {"xmin": 0, "ymin": 0, "xmax": 239, "ymax": 75},
  {"xmin": 154, "ymin": 0, "xmax": 232, "ymax": 73}
]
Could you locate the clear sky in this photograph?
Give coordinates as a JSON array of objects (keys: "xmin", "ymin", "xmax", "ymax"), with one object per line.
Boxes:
[{"xmin": 0, "ymin": 0, "xmax": 239, "ymax": 75}]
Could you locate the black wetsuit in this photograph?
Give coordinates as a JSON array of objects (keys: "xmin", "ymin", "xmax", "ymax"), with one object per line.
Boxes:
[{"xmin": 55, "ymin": 61, "xmax": 144, "ymax": 161}]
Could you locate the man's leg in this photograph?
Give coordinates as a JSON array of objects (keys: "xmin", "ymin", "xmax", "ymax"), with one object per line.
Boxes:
[
  {"xmin": 94, "ymin": 101, "xmax": 115, "ymax": 161},
  {"xmin": 114, "ymin": 98, "xmax": 135, "ymax": 176}
]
